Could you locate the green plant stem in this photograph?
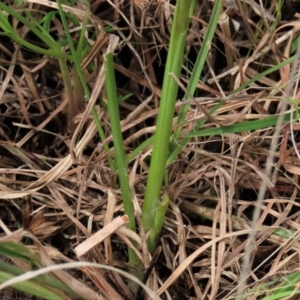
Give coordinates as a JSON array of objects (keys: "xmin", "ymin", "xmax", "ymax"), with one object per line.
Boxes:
[
  {"xmin": 104, "ymin": 52, "xmax": 142, "ymax": 290},
  {"xmin": 148, "ymin": 192, "xmax": 169, "ymax": 254},
  {"xmin": 141, "ymin": 0, "xmax": 196, "ymax": 253}
]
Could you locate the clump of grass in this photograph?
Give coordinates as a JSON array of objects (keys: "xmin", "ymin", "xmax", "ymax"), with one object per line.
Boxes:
[{"xmin": 1, "ymin": 0, "xmax": 300, "ymax": 299}]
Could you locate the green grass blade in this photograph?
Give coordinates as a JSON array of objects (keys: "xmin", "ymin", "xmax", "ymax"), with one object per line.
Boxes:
[
  {"xmin": 126, "ymin": 136, "xmax": 154, "ymax": 163},
  {"xmin": 265, "ymin": 272, "xmax": 300, "ymax": 299},
  {"xmin": 0, "ymin": 271, "xmax": 65, "ymax": 300},
  {"xmin": 232, "ymin": 56, "xmax": 296, "ymax": 94},
  {"xmin": 0, "ymin": 259, "xmax": 80, "ymax": 298},
  {"xmin": 0, "ymin": 242, "xmax": 41, "ymax": 266},
  {"xmin": 187, "ymin": 110, "xmax": 298, "ymax": 138},
  {"xmin": 56, "ymin": 0, "xmax": 87, "ymax": 93},
  {"xmin": 104, "ymin": 52, "xmax": 142, "ymax": 289},
  {"xmin": 0, "ymin": 3, "xmax": 70, "ymax": 59},
  {"xmin": 104, "ymin": 52, "xmax": 136, "ymax": 234}
]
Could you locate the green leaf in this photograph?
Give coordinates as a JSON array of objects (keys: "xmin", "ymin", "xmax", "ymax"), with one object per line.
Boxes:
[
  {"xmin": 0, "ymin": 271, "xmax": 65, "ymax": 300},
  {"xmin": 187, "ymin": 111, "xmax": 297, "ymax": 138}
]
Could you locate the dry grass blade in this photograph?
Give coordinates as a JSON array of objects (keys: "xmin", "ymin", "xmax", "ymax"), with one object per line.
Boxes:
[
  {"xmin": 74, "ymin": 215, "xmax": 129, "ymax": 257},
  {"xmin": 156, "ymin": 229, "xmax": 264, "ymax": 296},
  {"xmin": 25, "ymin": 231, "xmax": 100, "ymax": 300}
]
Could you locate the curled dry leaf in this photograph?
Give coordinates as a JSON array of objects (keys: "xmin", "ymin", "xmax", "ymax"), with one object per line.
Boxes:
[
  {"xmin": 132, "ymin": 0, "xmax": 159, "ymax": 13},
  {"xmin": 28, "ymin": 209, "xmax": 60, "ymax": 239}
]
